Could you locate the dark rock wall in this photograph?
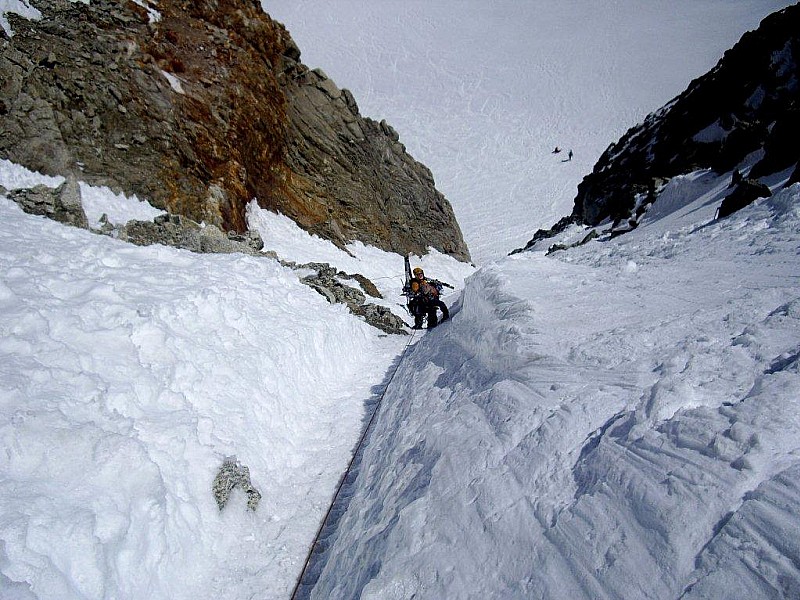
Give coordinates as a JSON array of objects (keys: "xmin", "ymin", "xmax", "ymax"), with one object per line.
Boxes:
[
  {"xmin": 570, "ymin": 3, "xmax": 799, "ymax": 227},
  {"xmin": 0, "ymin": 0, "xmax": 470, "ymax": 261}
]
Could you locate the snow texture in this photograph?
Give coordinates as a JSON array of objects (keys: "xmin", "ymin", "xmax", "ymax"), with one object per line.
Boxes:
[
  {"xmin": 308, "ymin": 173, "xmax": 800, "ymax": 600},
  {"xmin": 2, "ymin": 2, "xmax": 800, "ymax": 599},
  {"xmin": 0, "ymin": 160, "xmax": 470, "ymax": 599}
]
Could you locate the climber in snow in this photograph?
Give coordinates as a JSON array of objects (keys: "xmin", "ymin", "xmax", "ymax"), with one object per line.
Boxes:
[{"xmin": 405, "ymin": 267, "xmax": 450, "ymax": 330}]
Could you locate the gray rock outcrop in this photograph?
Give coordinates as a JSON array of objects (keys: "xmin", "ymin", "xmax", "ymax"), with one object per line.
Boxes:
[
  {"xmin": 212, "ymin": 456, "xmax": 261, "ymax": 512},
  {"xmin": 718, "ymin": 179, "xmax": 772, "ymax": 219},
  {"xmin": 279, "ymin": 64, "xmax": 469, "ymax": 260},
  {"xmin": 0, "ymin": 0, "xmax": 470, "ymax": 262},
  {"xmin": 118, "ymin": 214, "xmax": 265, "ymax": 255},
  {"xmin": 7, "ymin": 176, "xmax": 88, "ymax": 228},
  {"xmin": 299, "ymin": 263, "xmax": 408, "ymax": 335}
]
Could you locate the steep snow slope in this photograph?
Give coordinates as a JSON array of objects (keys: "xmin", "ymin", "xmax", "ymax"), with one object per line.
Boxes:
[
  {"xmin": 0, "ymin": 161, "xmax": 475, "ymax": 599},
  {"xmin": 308, "ymin": 172, "xmax": 800, "ymax": 598},
  {"xmin": 2, "ymin": 2, "xmax": 798, "ymax": 599},
  {"xmin": 0, "ymin": 197, "xmax": 388, "ymax": 599},
  {"xmin": 265, "ymin": 0, "xmax": 795, "ymax": 263}
]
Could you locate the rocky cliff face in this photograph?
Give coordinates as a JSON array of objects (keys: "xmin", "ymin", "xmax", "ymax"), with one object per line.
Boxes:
[
  {"xmin": 515, "ymin": 3, "xmax": 799, "ymax": 252},
  {"xmin": 573, "ymin": 3, "xmax": 799, "ymax": 227},
  {"xmin": 0, "ymin": 0, "xmax": 470, "ymax": 261}
]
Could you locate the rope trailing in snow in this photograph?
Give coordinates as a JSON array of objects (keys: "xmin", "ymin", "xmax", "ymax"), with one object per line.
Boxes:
[{"xmin": 289, "ymin": 329, "xmax": 419, "ymax": 600}]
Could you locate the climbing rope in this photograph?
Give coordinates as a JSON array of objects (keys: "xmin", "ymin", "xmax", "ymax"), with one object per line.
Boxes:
[{"xmin": 289, "ymin": 328, "xmax": 419, "ymax": 600}]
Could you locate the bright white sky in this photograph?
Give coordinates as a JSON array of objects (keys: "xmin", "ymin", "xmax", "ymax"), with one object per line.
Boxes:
[{"xmin": 1, "ymin": 2, "xmax": 800, "ymax": 600}]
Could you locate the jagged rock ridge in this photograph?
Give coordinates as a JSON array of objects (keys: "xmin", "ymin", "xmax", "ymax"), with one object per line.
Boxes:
[
  {"xmin": 0, "ymin": 0, "xmax": 470, "ymax": 262},
  {"xmin": 515, "ymin": 3, "xmax": 799, "ymax": 252},
  {"xmin": 5, "ymin": 175, "xmax": 409, "ymax": 333}
]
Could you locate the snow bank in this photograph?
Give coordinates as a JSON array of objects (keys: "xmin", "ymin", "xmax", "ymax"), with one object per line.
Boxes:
[
  {"xmin": 0, "ymin": 159, "xmax": 63, "ymax": 189},
  {"xmin": 79, "ymin": 182, "xmax": 166, "ymax": 227},
  {"xmin": 0, "ymin": 157, "xmax": 476, "ymax": 598},
  {"xmin": 309, "ymin": 182, "xmax": 800, "ymax": 598},
  {"xmin": 0, "ymin": 188, "xmax": 407, "ymax": 598}
]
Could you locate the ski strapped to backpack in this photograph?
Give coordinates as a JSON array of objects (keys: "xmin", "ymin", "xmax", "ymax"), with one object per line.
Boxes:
[
  {"xmin": 402, "ymin": 255, "xmax": 415, "ymax": 315},
  {"xmin": 402, "ymin": 255, "xmax": 453, "ymax": 294},
  {"xmin": 427, "ymin": 278, "xmax": 453, "ymax": 293},
  {"xmin": 401, "ymin": 255, "xmax": 453, "ymax": 326}
]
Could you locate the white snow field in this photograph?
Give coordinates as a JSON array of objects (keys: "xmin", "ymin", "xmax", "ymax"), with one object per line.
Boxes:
[
  {"xmin": 1, "ymin": 1, "xmax": 799, "ymax": 599},
  {"xmin": 265, "ymin": 0, "xmax": 796, "ymax": 264}
]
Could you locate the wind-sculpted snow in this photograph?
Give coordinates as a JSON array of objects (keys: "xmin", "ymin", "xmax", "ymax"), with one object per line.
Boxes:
[
  {"xmin": 0, "ymin": 190, "xmax": 412, "ymax": 597},
  {"xmin": 309, "ymin": 178, "xmax": 800, "ymax": 599},
  {"xmin": 0, "ymin": 156, "xmax": 477, "ymax": 599}
]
